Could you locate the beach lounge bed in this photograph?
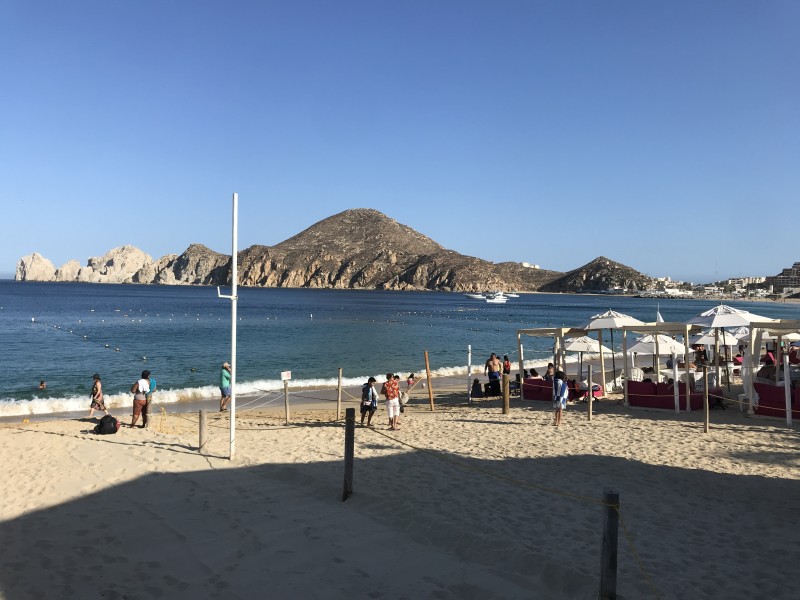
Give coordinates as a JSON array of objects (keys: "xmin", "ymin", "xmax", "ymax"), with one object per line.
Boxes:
[{"xmin": 752, "ymin": 382, "xmax": 800, "ymax": 418}]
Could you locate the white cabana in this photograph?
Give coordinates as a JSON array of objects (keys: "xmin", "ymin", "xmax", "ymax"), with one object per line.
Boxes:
[
  {"xmin": 743, "ymin": 320, "xmax": 800, "ymax": 425},
  {"xmin": 582, "ymin": 310, "xmax": 645, "ymax": 392}
]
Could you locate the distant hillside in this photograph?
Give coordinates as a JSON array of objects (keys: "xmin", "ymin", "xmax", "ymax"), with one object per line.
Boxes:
[
  {"xmin": 15, "ymin": 208, "xmax": 654, "ymax": 292},
  {"xmin": 539, "ymin": 257, "xmax": 653, "ymax": 293}
]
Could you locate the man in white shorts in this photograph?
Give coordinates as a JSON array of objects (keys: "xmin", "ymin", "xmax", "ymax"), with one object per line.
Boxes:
[{"xmin": 381, "ymin": 372, "xmax": 401, "ymax": 431}]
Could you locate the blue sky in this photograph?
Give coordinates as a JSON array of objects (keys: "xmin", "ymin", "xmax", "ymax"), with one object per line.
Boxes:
[{"xmin": 1, "ymin": 0, "xmax": 797, "ymax": 282}]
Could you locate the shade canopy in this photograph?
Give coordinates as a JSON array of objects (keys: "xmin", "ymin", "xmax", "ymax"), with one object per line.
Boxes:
[
  {"xmin": 583, "ymin": 309, "xmax": 645, "ymax": 330},
  {"xmin": 689, "ymin": 329, "xmax": 741, "ymax": 347},
  {"xmin": 687, "ymin": 304, "xmax": 774, "ymax": 328},
  {"xmin": 627, "ymin": 334, "xmax": 686, "ymax": 355},
  {"xmin": 563, "ymin": 336, "xmax": 612, "ymax": 354}
]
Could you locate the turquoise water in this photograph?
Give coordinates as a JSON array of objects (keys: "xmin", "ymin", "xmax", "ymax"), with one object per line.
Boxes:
[{"xmin": 2, "ymin": 280, "xmax": 798, "ymax": 416}]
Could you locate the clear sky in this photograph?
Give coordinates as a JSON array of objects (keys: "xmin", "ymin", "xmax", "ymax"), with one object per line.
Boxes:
[{"xmin": 2, "ymin": 1, "xmax": 797, "ymax": 283}]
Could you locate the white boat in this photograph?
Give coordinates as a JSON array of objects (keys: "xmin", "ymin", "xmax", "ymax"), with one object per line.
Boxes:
[
  {"xmin": 506, "ymin": 292, "xmax": 520, "ymax": 298},
  {"xmin": 485, "ymin": 292, "xmax": 508, "ymax": 304},
  {"xmin": 464, "ymin": 293, "xmax": 486, "ymax": 300}
]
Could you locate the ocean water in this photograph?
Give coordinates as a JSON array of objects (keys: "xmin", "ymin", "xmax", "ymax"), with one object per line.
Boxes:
[{"xmin": 2, "ymin": 280, "xmax": 799, "ymax": 417}]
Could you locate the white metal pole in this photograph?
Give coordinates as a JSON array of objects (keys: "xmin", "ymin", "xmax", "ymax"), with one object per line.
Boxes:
[
  {"xmin": 784, "ymin": 354, "xmax": 792, "ymax": 426},
  {"xmin": 467, "ymin": 344, "xmax": 472, "ymax": 403},
  {"xmin": 230, "ymin": 193, "xmax": 238, "ymax": 459},
  {"xmin": 672, "ymin": 352, "xmax": 679, "ymax": 414}
]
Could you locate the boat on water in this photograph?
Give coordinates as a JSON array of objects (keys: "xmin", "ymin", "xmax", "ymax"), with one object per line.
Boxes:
[
  {"xmin": 506, "ymin": 292, "xmax": 520, "ymax": 298},
  {"xmin": 464, "ymin": 293, "xmax": 486, "ymax": 300},
  {"xmin": 485, "ymin": 292, "xmax": 508, "ymax": 304}
]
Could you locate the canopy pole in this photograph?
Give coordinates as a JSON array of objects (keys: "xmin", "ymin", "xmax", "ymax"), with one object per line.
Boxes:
[
  {"xmin": 783, "ymin": 353, "xmax": 792, "ymax": 426},
  {"xmin": 684, "ymin": 325, "xmax": 691, "ymax": 412},
  {"xmin": 622, "ymin": 331, "xmax": 629, "ymax": 406},
  {"xmin": 672, "ymin": 352, "xmax": 679, "ymax": 414},
  {"xmin": 598, "ymin": 330, "xmax": 606, "ymax": 392}
]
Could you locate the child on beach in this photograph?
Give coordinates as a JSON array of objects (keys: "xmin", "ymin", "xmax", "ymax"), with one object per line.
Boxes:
[
  {"xmin": 360, "ymin": 377, "xmax": 378, "ymax": 427},
  {"xmin": 552, "ymin": 370, "xmax": 569, "ymax": 426}
]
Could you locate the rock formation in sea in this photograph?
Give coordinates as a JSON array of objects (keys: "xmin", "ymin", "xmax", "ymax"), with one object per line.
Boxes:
[
  {"xmin": 14, "ymin": 209, "xmax": 655, "ymax": 292},
  {"xmin": 15, "ymin": 253, "xmax": 56, "ymax": 281}
]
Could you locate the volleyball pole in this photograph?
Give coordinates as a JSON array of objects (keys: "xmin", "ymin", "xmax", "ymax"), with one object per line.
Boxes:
[{"xmin": 217, "ymin": 193, "xmax": 239, "ymax": 459}]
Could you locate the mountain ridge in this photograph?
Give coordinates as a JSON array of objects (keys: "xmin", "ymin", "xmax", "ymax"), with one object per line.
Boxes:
[{"xmin": 15, "ymin": 209, "xmax": 654, "ymax": 292}]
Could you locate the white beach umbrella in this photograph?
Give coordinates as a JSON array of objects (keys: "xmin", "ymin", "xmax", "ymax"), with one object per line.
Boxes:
[
  {"xmin": 690, "ymin": 329, "xmax": 741, "ymax": 347},
  {"xmin": 582, "ymin": 310, "xmax": 645, "ymax": 390},
  {"xmin": 564, "ymin": 336, "xmax": 612, "ymax": 379},
  {"xmin": 687, "ymin": 304, "xmax": 775, "ymax": 328},
  {"xmin": 628, "ymin": 334, "xmax": 686, "ymax": 356},
  {"xmin": 687, "ymin": 305, "xmax": 775, "ymax": 390}
]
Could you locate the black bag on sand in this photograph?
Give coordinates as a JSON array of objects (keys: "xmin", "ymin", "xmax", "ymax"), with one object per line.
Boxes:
[{"xmin": 95, "ymin": 415, "xmax": 119, "ymax": 435}]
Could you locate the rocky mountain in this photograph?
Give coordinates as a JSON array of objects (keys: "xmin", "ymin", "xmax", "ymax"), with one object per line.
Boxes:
[
  {"xmin": 15, "ymin": 209, "xmax": 654, "ymax": 292},
  {"xmin": 539, "ymin": 256, "xmax": 653, "ymax": 293}
]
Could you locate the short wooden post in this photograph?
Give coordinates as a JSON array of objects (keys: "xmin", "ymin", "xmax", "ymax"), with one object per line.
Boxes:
[
  {"xmin": 600, "ymin": 490, "xmax": 619, "ymax": 600},
  {"xmin": 336, "ymin": 367, "xmax": 343, "ymax": 421},
  {"xmin": 502, "ymin": 374, "xmax": 510, "ymax": 414},
  {"xmin": 284, "ymin": 380, "xmax": 290, "ymax": 426},
  {"xmin": 198, "ymin": 409, "xmax": 207, "ymax": 454},
  {"xmin": 424, "ymin": 350, "xmax": 435, "ymax": 411},
  {"xmin": 703, "ymin": 366, "xmax": 709, "ymax": 433},
  {"xmin": 587, "ymin": 365, "xmax": 593, "ymax": 422},
  {"xmin": 342, "ymin": 407, "xmax": 355, "ymax": 502}
]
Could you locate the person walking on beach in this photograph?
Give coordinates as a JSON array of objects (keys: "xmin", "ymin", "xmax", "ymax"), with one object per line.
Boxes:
[
  {"xmin": 144, "ymin": 370, "xmax": 156, "ymax": 427},
  {"xmin": 502, "ymin": 355, "xmax": 511, "ymax": 375},
  {"xmin": 88, "ymin": 373, "xmax": 109, "ymax": 419},
  {"xmin": 219, "ymin": 362, "xmax": 231, "ymax": 412},
  {"xmin": 381, "ymin": 372, "xmax": 401, "ymax": 430},
  {"xmin": 130, "ymin": 371, "xmax": 150, "ymax": 429},
  {"xmin": 552, "ymin": 370, "xmax": 569, "ymax": 427},
  {"xmin": 360, "ymin": 377, "xmax": 378, "ymax": 427}
]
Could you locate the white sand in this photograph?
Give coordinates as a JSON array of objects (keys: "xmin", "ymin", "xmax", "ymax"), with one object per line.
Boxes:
[{"xmin": 1, "ymin": 390, "xmax": 798, "ymax": 599}]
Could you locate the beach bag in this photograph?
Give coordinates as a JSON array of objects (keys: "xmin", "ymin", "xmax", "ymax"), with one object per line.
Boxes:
[
  {"xmin": 399, "ymin": 391, "xmax": 410, "ymax": 406},
  {"xmin": 361, "ymin": 384, "xmax": 371, "ymax": 404},
  {"xmin": 95, "ymin": 415, "xmax": 119, "ymax": 435}
]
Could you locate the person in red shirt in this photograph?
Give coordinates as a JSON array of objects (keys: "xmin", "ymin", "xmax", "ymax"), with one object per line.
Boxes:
[{"xmin": 381, "ymin": 372, "xmax": 401, "ymax": 430}]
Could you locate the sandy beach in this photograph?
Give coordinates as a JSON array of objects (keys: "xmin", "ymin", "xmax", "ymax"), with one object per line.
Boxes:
[{"xmin": 1, "ymin": 382, "xmax": 798, "ymax": 600}]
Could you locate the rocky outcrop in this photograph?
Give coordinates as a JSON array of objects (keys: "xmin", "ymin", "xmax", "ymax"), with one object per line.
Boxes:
[
  {"xmin": 54, "ymin": 260, "xmax": 82, "ymax": 282},
  {"xmin": 539, "ymin": 256, "xmax": 653, "ymax": 293},
  {"xmin": 152, "ymin": 244, "xmax": 229, "ymax": 285},
  {"xmin": 15, "ymin": 209, "xmax": 654, "ymax": 293},
  {"xmin": 15, "ymin": 253, "xmax": 56, "ymax": 281},
  {"xmin": 73, "ymin": 246, "xmax": 154, "ymax": 283}
]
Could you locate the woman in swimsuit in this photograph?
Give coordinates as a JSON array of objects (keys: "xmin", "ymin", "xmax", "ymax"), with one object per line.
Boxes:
[{"xmin": 89, "ymin": 373, "xmax": 109, "ymax": 418}]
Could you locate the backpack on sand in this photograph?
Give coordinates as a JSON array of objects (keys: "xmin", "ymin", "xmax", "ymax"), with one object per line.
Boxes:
[{"xmin": 95, "ymin": 415, "xmax": 119, "ymax": 435}]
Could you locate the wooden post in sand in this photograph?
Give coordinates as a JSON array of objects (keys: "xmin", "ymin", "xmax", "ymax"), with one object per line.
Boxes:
[
  {"xmin": 600, "ymin": 490, "xmax": 619, "ymax": 600},
  {"xmin": 424, "ymin": 351, "xmax": 435, "ymax": 411},
  {"xmin": 198, "ymin": 409, "xmax": 207, "ymax": 454},
  {"xmin": 703, "ymin": 366, "xmax": 709, "ymax": 433},
  {"xmin": 336, "ymin": 368, "xmax": 343, "ymax": 421},
  {"xmin": 502, "ymin": 374, "xmax": 510, "ymax": 414},
  {"xmin": 342, "ymin": 407, "xmax": 355, "ymax": 502},
  {"xmin": 284, "ymin": 380, "xmax": 290, "ymax": 426},
  {"xmin": 587, "ymin": 365, "xmax": 593, "ymax": 422}
]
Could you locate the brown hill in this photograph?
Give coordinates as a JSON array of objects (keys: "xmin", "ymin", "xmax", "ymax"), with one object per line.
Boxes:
[{"xmin": 539, "ymin": 256, "xmax": 653, "ymax": 293}]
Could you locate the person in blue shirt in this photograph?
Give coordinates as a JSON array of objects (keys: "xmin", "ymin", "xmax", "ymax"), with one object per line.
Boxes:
[{"xmin": 552, "ymin": 370, "xmax": 569, "ymax": 426}]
